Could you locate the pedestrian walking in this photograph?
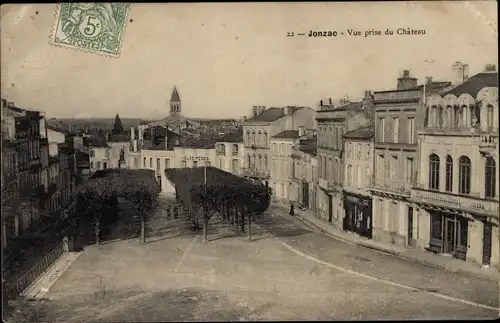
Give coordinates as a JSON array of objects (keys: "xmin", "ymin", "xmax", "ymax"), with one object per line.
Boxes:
[{"xmin": 289, "ymin": 202, "xmax": 295, "ymax": 216}]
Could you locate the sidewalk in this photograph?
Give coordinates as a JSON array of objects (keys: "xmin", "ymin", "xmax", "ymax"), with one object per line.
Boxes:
[{"xmin": 273, "ymin": 203, "xmax": 500, "ymax": 281}]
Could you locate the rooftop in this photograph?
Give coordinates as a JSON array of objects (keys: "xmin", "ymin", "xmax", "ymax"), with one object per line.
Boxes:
[
  {"xmin": 343, "ymin": 125, "xmax": 374, "ymax": 140},
  {"xmin": 107, "ymin": 132, "xmax": 130, "ymax": 142},
  {"xmin": 317, "ymin": 101, "xmax": 362, "ymax": 112},
  {"xmin": 246, "ymin": 107, "xmax": 303, "ymax": 123},
  {"xmin": 444, "ymin": 71, "xmax": 498, "ymax": 97},
  {"xmin": 297, "ymin": 137, "xmax": 317, "ymax": 156},
  {"xmin": 272, "ymin": 130, "xmax": 299, "ymax": 140},
  {"xmin": 216, "ymin": 128, "xmax": 243, "ymax": 143}
]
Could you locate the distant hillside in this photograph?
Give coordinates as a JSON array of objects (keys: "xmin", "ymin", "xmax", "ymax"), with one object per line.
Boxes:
[{"xmin": 48, "ymin": 118, "xmax": 151, "ymax": 132}]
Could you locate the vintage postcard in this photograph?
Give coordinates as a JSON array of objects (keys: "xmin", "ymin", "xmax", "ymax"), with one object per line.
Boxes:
[{"xmin": 1, "ymin": 2, "xmax": 499, "ymax": 322}]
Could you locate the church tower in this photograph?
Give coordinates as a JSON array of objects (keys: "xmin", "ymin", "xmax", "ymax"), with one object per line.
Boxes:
[{"xmin": 169, "ymin": 86, "xmax": 181, "ymax": 114}]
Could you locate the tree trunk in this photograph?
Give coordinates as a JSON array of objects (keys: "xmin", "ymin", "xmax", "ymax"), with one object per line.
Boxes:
[
  {"xmin": 140, "ymin": 212, "xmax": 145, "ymax": 243},
  {"xmin": 202, "ymin": 216, "xmax": 209, "ymax": 242},
  {"xmin": 235, "ymin": 208, "xmax": 239, "ymax": 227},
  {"xmin": 240, "ymin": 207, "xmax": 245, "ymax": 232},
  {"xmin": 247, "ymin": 213, "xmax": 252, "ymax": 241},
  {"xmin": 95, "ymin": 220, "xmax": 100, "ymax": 246}
]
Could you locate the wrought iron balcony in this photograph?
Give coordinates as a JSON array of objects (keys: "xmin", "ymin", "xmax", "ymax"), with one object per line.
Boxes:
[
  {"xmin": 216, "ymin": 150, "xmax": 226, "ymax": 156},
  {"xmin": 411, "ymin": 188, "xmax": 499, "ymax": 217}
]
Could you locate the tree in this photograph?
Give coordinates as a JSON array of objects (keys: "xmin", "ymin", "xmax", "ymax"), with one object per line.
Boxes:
[{"xmin": 112, "ymin": 114, "xmax": 124, "ymax": 134}]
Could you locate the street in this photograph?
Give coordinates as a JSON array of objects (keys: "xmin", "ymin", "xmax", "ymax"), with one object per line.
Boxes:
[{"xmin": 17, "ymin": 196, "xmax": 499, "ymax": 321}]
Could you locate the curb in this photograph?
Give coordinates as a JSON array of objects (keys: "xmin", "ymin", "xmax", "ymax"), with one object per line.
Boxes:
[{"xmin": 294, "ymin": 213, "xmax": 500, "ymax": 282}]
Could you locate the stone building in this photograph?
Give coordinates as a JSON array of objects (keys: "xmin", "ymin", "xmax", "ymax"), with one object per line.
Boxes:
[
  {"xmin": 342, "ymin": 125, "xmax": 374, "ymax": 239},
  {"xmin": 215, "ymin": 128, "xmax": 244, "ymax": 176},
  {"xmin": 243, "ymin": 105, "xmax": 316, "ymax": 185},
  {"xmin": 270, "ymin": 130, "xmax": 300, "ymax": 201},
  {"xmin": 411, "ymin": 63, "xmax": 499, "ymax": 267},
  {"xmin": 316, "ymin": 93, "xmax": 374, "ymax": 228},
  {"xmin": 370, "ymin": 69, "xmax": 451, "ymax": 248},
  {"xmin": 291, "ymin": 128, "xmax": 318, "ymax": 211}
]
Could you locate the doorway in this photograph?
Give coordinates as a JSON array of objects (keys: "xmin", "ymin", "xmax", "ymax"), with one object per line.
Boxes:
[
  {"xmin": 482, "ymin": 221, "xmax": 492, "ymax": 266},
  {"xmin": 302, "ymin": 182, "xmax": 309, "ymax": 209},
  {"xmin": 444, "ymin": 217, "xmax": 458, "ymax": 254},
  {"xmin": 328, "ymin": 195, "xmax": 333, "ymax": 223},
  {"xmin": 407, "ymin": 207, "xmax": 414, "ymax": 247}
]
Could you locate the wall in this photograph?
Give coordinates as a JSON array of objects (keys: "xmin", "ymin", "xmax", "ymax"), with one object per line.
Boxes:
[
  {"xmin": 47, "ymin": 128, "xmax": 65, "ymax": 157},
  {"xmin": 215, "ymin": 142, "xmax": 244, "ymax": 175},
  {"xmin": 270, "ymin": 138, "xmax": 294, "ymax": 200},
  {"xmin": 89, "ymin": 147, "xmax": 109, "ymax": 172},
  {"xmin": 344, "ymin": 138, "xmax": 374, "ymax": 196},
  {"xmin": 108, "ymin": 141, "xmax": 130, "ymax": 169}
]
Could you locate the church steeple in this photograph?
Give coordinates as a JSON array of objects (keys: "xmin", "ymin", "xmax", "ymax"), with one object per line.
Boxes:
[
  {"xmin": 170, "ymin": 86, "xmax": 181, "ymax": 114},
  {"xmin": 112, "ymin": 113, "xmax": 124, "ymax": 134}
]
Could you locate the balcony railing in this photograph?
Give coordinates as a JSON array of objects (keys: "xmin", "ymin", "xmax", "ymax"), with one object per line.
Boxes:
[
  {"xmin": 216, "ymin": 150, "xmax": 226, "ymax": 156},
  {"xmin": 411, "ymin": 188, "xmax": 499, "ymax": 217},
  {"xmin": 479, "ymin": 135, "xmax": 497, "ymax": 154},
  {"xmin": 231, "ymin": 150, "xmax": 239, "ymax": 156},
  {"xmin": 242, "ymin": 168, "xmax": 270, "ymax": 179}
]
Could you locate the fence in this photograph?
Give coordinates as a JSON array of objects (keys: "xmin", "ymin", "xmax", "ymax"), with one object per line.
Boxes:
[{"xmin": 4, "ymin": 241, "xmax": 65, "ymax": 300}]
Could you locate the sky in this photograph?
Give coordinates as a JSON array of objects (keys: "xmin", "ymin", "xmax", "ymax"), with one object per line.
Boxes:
[{"xmin": 1, "ymin": 2, "xmax": 498, "ymax": 120}]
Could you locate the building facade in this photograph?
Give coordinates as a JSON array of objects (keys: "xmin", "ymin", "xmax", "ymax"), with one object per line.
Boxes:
[
  {"xmin": 411, "ymin": 65, "xmax": 499, "ymax": 267},
  {"xmin": 215, "ymin": 140, "xmax": 244, "ymax": 176},
  {"xmin": 342, "ymin": 125, "xmax": 374, "ymax": 239},
  {"xmin": 316, "ymin": 93, "xmax": 374, "ymax": 228},
  {"xmin": 370, "ymin": 70, "xmax": 452, "ymax": 248},
  {"xmin": 243, "ymin": 106, "xmax": 316, "ymax": 185},
  {"xmin": 291, "ymin": 131, "xmax": 318, "ymax": 211},
  {"xmin": 270, "ymin": 131, "xmax": 298, "ymax": 201}
]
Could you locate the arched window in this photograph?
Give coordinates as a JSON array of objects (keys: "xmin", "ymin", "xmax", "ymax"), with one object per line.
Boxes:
[
  {"xmin": 258, "ymin": 154, "xmax": 262, "ymax": 169},
  {"xmin": 263, "ymin": 131, "xmax": 268, "ymax": 148},
  {"xmin": 445, "ymin": 155, "xmax": 453, "ymax": 192},
  {"xmin": 246, "ymin": 155, "xmax": 251, "ymax": 168},
  {"xmin": 257, "ymin": 131, "xmax": 262, "ymax": 147},
  {"xmin": 487, "ymin": 105, "xmax": 494, "ymax": 129},
  {"xmin": 246, "ymin": 131, "xmax": 251, "ymax": 145},
  {"xmin": 252, "ymin": 131, "xmax": 256, "ymax": 146},
  {"xmin": 459, "ymin": 156, "xmax": 471, "ymax": 194},
  {"xmin": 485, "ymin": 157, "xmax": 496, "ymax": 198},
  {"xmin": 264, "ymin": 155, "xmax": 268, "ymax": 170},
  {"xmin": 428, "ymin": 154, "xmax": 440, "ymax": 190}
]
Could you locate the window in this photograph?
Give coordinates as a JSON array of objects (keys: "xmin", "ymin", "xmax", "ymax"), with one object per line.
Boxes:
[
  {"xmin": 264, "ymin": 155, "xmax": 268, "ymax": 170},
  {"xmin": 105, "ymin": 149, "xmax": 109, "ymax": 157},
  {"xmin": 391, "ymin": 156, "xmax": 398, "ymax": 181},
  {"xmin": 205, "ymin": 161, "xmax": 211, "ymax": 167},
  {"xmin": 392, "ymin": 117, "xmax": 399, "ymax": 143},
  {"xmin": 96, "ymin": 161, "xmax": 101, "ymax": 169},
  {"xmin": 232, "ymin": 144, "xmax": 238, "ymax": 155},
  {"xmin": 273, "ymin": 143, "xmax": 276, "ymax": 154},
  {"xmin": 90, "ymin": 150, "xmax": 95, "ymax": 157},
  {"xmin": 347, "ymin": 165, "xmax": 352, "ymax": 185},
  {"xmin": 257, "ymin": 131, "xmax": 262, "ymax": 146},
  {"xmin": 246, "ymin": 131, "xmax": 251, "ymax": 145},
  {"xmin": 408, "ymin": 117, "xmax": 415, "ymax": 144},
  {"xmin": 258, "ymin": 155, "xmax": 262, "ymax": 169},
  {"xmin": 378, "ymin": 155, "xmax": 385, "ymax": 179},
  {"xmin": 356, "ymin": 165, "xmax": 362, "ymax": 188},
  {"xmin": 143, "ymin": 157, "xmax": 146, "ymax": 167},
  {"xmin": 247, "ymin": 155, "xmax": 251, "ymax": 168},
  {"xmin": 103, "ymin": 162, "xmax": 107, "ymax": 169},
  {"xmin": 90, "ymin": 161, "xmax": 94, "ymax": 169},
  {"xmin": 485, "ymin": 157, "xmax": 496, "ymax": 198},
  {"xmin": 428, "ymin": 154, "xmax": 440, "ymax": 190},
  {"xmin": 445, "ymin": 155, "xmax": 453, "ymax": 192},
  {"xmin": 379, "ymin": 117, "xmax": 385, "ymax": 142},
  {"xmin": 157, "ymin": 158, "xmax": 161, "ymax": 170},
  {"xmin": 458, "ymin": 156, "xmax": 471, "ymax": 194},
  {"xmin": 430, "ymin": 212, "xmax": 443, "ymax": 240},
  {"xmin": 406, "ymin": 158, "xmax": 414, "ymax": 184},
  {"xmin": 181, "ymin": 161, "xmax": 186, "ymax": 168},
  {"xmin": 263, "ymin": 132, "xmax": 268, "ymax": 147},
  {"xmin": 193, "ymin": 161, "xmax": 198, "ymax": 168},
  {"xmin": 280, "ymin": 144, "xmax": 284, "ymax": 156},
  {"xmin": 487, "ymin": 105, "xmax": 494, "ymax": 129},
  {"xmin": 232, "ymin": 159, "xmax": 239, "ymax": 172},
  {"xmin": 165, "ymin": 158, "xmax": 170, "ymax": 169},
  {"xmin": 149, "ymin": 158, "xmax": 153, "ymax": 168}
]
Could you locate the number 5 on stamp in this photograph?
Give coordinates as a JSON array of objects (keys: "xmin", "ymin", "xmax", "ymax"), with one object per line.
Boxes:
[{"xmin": 50, "ymin": 3, "xmax": 130, "ymax": 58}]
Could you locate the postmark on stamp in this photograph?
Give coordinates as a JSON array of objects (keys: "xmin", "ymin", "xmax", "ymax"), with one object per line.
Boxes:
[{"xmin": 50, "ymin": 3, "xmax": 130, "ymax": 57}]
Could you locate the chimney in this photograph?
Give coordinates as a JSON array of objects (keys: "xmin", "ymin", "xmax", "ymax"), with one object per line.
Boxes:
[
  {"xmin": 451, "ymin": 61, "xmax": 469, "ymax": 86},
  {"xmin": 243, "ymin": 116, "xmax": 247, "ymax": 122},
  {"xmin": 397, "ymin": 69, "xmax": 418, "ymax": 90},
  {"xmin": 164, "ymin": 126, "xmax": 169, "ymax": 150},
  {"xmin": 320, "ymin": 100, "xmax": 323, "ymax": 106},
  {"xmin": 298, "ymin": 126, "xmax": 305, "ymax": 137},
  {"xmin": 305, "ymin": 129, "xmax": 313, "ymax": 139},
  {"xmin": 363, "ymin": 90, "xmax": 372, "ymax": 99},
  {"xmin": 328, "ymin": 98, "xmax": 332, "ymax": 105},
  {"xmin": 260, "ymin": 106, "xmax": 266, "ymax": 114},
  {"xmin": 7, "ymin": 101, "xmax": 14, "ymax": 110},
  {"xmin": 138, "ymin": 126, "xmax": 144, "ymax": 142},
  {"xmin": 252, "ymin": 106, "xmax": 259, "ymax": 117},
  {"xmin": 425, "ymin": 76, "xmax": 433, "ymax": 85},
  {"xmin": 485, "ymin": 63, "xmax": 497, "ymax": 72},
  {"xmin": 130, "ymin": 127, "xmax": 135, "ymax": 140}
]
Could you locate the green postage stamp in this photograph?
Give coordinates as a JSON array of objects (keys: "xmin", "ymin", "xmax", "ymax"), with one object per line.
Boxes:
[{"xmin": 50, "ymin": 3, "xmax": 130, "ymax": 57}]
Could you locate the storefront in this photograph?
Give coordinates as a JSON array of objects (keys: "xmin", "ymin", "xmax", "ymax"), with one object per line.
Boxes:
[
  {"xmin": 343, "ymin": 192, "xmax": 372, "ymax": 239},
  {"xmin": 428, "ymin": 210, "xmax": 469, "ymax": 260}
]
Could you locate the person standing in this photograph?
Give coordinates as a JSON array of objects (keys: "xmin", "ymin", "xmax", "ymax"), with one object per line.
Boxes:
[{"xmin": 289, "ymin": 202, "xmax": 295, "ymax": 216}]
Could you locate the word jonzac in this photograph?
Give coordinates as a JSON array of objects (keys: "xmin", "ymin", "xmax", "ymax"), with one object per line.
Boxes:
[{"xmin": 307, "ymin": 28, "xmax": 426, "ymax": 38}]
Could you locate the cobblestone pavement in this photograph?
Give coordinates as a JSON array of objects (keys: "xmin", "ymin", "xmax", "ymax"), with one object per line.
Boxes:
[
  {"xmin": 256, "ymin": 205, "xmax": 499, "ymax": 310},
  {"xmin": 13, "ymin": 198, "xmax": 499, "ymax": 321}
]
